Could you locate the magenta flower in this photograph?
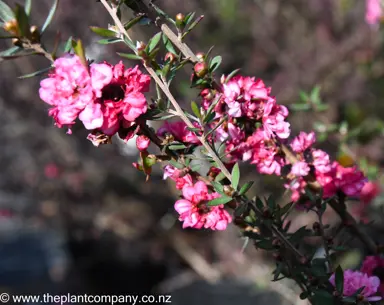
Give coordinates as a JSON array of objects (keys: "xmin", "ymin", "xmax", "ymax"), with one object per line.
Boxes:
[
  {"xmin": 136, "ymin": 135, "xmax": 150, "ymax": 151},
  {"xmin": 360, "ymin": 182, "xmax": 381, "ymax": 204},
  {"xmin": 39, "ymin": 55, "xmax": 94, "ymax": 133},
  {"xmin": 361, "ymin": 256, "xmax": 384, "ymax": 296},
  {"xmin": 290, "ymin": 132, "xmax": 316, "ymax": 153},
  {"xmin": 291, "ymin": 161, "xmax": 310, "ymax": 177},
  {"xmin": 366, "ymin": 0, "xmax": 383, "ymax": 26},
  {"xmin": 329, "ymin": 270, "xmax": 381, "ymax": 302},
  {"xmin": 333, "ymin": 162, "xmax": 367, "ymax": 197},
  {"xmin": 174, "ymin": 181, "xmax": 232, "ymax": 230}
]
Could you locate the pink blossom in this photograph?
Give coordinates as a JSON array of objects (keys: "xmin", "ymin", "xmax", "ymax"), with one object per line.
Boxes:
[
  {"xmin": 44, "ymin": 163, "xmax": 60, "ymax": 179},
  {"xmin": 90, "ymin": 63, "xmax": 113, "ymax": 98},
  {"xmin": 78, "ymin": 103, "xmax": 103, "ymax": 130},
  {"xmin": 312, "ymin": 149, "xmax": 332, "ymax": 173},
  {"xmin": 361, "ymin": 181, "xmax": 381, "ymax": 204},
  {"xmin": 290, "ymin": 132, "xmax": 316, "ymax": 153},
  {"xmin": 262, "ymin": 99, "xmax": 290, "ymax": 139},
  {"xmin": 366, "ymin": 0, "xmax": 383, "ymax": 26},
  {"xmin": 330, "ymin": 270, "xmax": 381, "ymax": 301},
  {"xmin": 334, "ymin": 162, "xmax": 368, "ymax": 197},
  {"xmin": 157, "ymin": 121, "xmax": 200, "ymax": 144},
  {"xmin": 136, "ymin": 135, "xmax": 150, "ymax": 151},
  {"xmin": 291, "ymin": 161, "xmax": 310, "ymax": 177},
  {"xmin": 39, "ymin": 55, "xmax": 94, "ymax": 132},
  {"xmin": 174, "ymin": 181, "xmax": 232, "ymax": 230},
  {"xmin": 162, "ymin": 165, "xmax": 193, "ymax": 190}
]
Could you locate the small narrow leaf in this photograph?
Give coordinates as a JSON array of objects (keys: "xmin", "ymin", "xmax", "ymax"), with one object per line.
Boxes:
[
  {"xmin": 90, "ymin": 26, "xmax": 116, "ymax": 38},
  {"xmin": 162, "ymin": 34, "xmax": 177, "ymax": 55},
  {"xmin": 231, "ymin": 163, "xmax": 240, "ymax": 190},
  {"xmin": 98, "ymin": 38, "xmax": 121, "ymax": 45},
  {"xmin": 211, "ymin": 181, "xmax": 224, "ymax": 194},
  {"xmin": 169, "ymin": 160, "xmax": 184, "ymax": 169},
  {"xmin": 124, "ymin": 15, "xmax": 143, "ymax": 30},
  {"xmin": 25, "ymin": 0, "xmax": 32, "ymax": 15},
  {"xmin": 335, "ymin": 265, "xmax": 344, "ymax": 294},
  {"xmin": 0, "ymin": 46, "xmax": 20, "ymax": 56},
  {"xmin": 117, "ymin": 52, "xmax": 142, "ymax": 60},
  {"xmin": 0, "ymin": 0, "xmax": 15, "ymax": 22},
  {"xmin": 41, "ymin": 0, "xmax": 59, "ymax": 33},
  {"xmin": 207, "ymin": 195, "xmax": 233, "ymax": 206},
  {"xmin": 239, "ymin": 181, "xmax": 254, "ymax": 196},
  {"xmin": 63, "ymin": 36, "xmax": 72, "ymax": 52},
  {"xmin": 168, "ymin": 144, "xmax": 187, "ymax": 151},
  {"xmin": 15, "ymin": 4, "xmax": 30, "ymax": 37},
  {"xmin": 190, "ymin": 101, "xmax": 201, "ymax": 119},
  {"xmin": 18, "ymin": 66, "xmax": 51, "ymax": 78},
  {"xmin": 215, "ymin": 172, "xmax": 226, "ymax": 182},
  {"xmin": 224, "ymin": 68, "xmax": 240, "ymax": 84},
  {"xmin": 209, "ymin": 55, "xmax": 222, "ymax": 73},
  {"xmin": 148, "ymin": 32, "xmax": 162, "ymax": 53},
  {"xmin": 72, "ymin": 39, "xmax": 86, "ymax": 66}
]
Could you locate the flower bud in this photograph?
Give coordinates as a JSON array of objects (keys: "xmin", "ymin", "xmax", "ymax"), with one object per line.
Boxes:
[
  {"xmin": 262, "ymin": 206, "xmax": 271, "ymax": 218},
  {"xmin": 3, "ymin": 19, "xmax": 18, "ymax": 35},
  {"xmin": 196, "ymin": 52, "xmax": 205, "ymax": 62},
  {"xmin": 30, "ymin": 25, "xmax": 40, "ymax": 43},
  {"xmin": 312, "ymin": 222, "xmax": 320, "ymax": 231},
  {"xmin": 194, "ymin": 62, "xmax": 208, "ymax": 78},
  {"xmin": 12, "ymin": 38, "xmax": 22, "ymax": 47},
  {"xmin": 164, "ymin": 52, "xmax": 177, "ymax": 63},
  {"xmin": 136, "ymin": 135, "xmax": 150, "ymax": 151},
  {"xmin": 136, "ymin": 41, "xmax": 147, "ymax": 57},
  {"xmin": 200, "ymin": 88, "xmax": 215, "ymax": 101},
  {"xmin": 175, "ymin": 13, "xmax": 185, "ymax": 29}
]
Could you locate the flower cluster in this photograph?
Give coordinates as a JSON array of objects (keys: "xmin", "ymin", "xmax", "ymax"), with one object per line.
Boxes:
[
  {"xmin": 361, "ymin": 256, "xmax": 384, "ymax": 296},
  {"xmin": 39, "ymin": 55, "xmax": 151, "ymax": 147},
  {"xmin": 163, "ymin": 165, "xmax": 232, "ymax": 230},
  {"xmin": 285, "ymin": 132, "xmax": 367, "ymax": 202},
  {"xmin": 329, "ymin": 270, "xmax": 381, "ymax": 302}
]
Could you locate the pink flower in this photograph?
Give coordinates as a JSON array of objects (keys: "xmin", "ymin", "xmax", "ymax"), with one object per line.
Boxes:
[
  {"xmin": 91, "ymin": 63, "xmax": 150, "ymax": 136},
  {"xmin": 78, "ymin": 103, "xmax": 103, "ymax": 130},
  {"xmin": 136, "ymin": 135, "xmax": 150, "ymax": 151},
  {"xmin": 39, "ymin": 55, "xmax": 94, "ymax": 132},
  {"xmin": 312, "ymin": 149, "xmax": 332, "ymax": 173},
  {"xmin": 174, "ymin": 181, "xmax": 232, "ymax": 230},
  {"xmin": 44, "ymin": 163, "xmax": 60, "ymax": 179},
  {"xmin": 361, "ymin": 181, "xmax": 381, "ymax": 204},
  {"xmin": 330, "ymin": 270, "xmax": 381, "ymax": 301},
  {"xmin": 162, "ymin": 165, "xmax": 193, "ymax": 190},
  {"xmin": 157, "ymin": 121, "xmax": 200, "ymax": 144},
  {"xmin": 262, "ymin": 99, "xmax": 290, "ymax": 139},
  {"xmin": 334, "ymin": 163, "xmax": 367, "ymax": 197},
  {"xmin": 290, "ymin": 132, "xmax": 316, "ymax": 153},
  {"xmin": 366, "ymin": 0, "xmax": 383, "ymax": 26},
  {"xmin": 291, "ymin": 161, "xmax": 310, "ymax": 177}
]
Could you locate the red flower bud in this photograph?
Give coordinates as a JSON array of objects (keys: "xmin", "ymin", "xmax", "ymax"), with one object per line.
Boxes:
[
  {"xmin": 194, "ymin": 62, "xmax": 208, "ymax": 78},
  {"xmin": 164, "ymin": 52, "xmax": 177, "ymax": 63},
  {"xmin": 175, "ymin": 13, "xmax": 185, "ymax": 28},
  {"xmin": 136, "ymin": 135, "xmax": 150, "ymax": 151}
]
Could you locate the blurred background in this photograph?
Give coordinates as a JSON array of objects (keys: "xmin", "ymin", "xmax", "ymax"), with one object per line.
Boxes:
[{"xmin": 0, "ymin": 0, "xmax": 383, "ymax": 304}]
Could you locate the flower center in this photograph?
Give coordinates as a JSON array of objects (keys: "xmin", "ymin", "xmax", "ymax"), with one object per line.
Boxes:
[{"xmin": 101, "ymin": 83, "xmax": 125, "ymax": 102}]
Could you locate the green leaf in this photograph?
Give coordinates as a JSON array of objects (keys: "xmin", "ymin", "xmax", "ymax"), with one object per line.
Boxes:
[
  {"xmin": 207, "ymin": 195, "xmax": 233, "ymax": 206},
  {"xmin": 211, "ymin": 181, "xmax": 224, "ymax": 194},
  {"xmin": 335, "ymin": 265, "xmax": 344, "ymax": 294},
  {"xmin": 279, "ymin": 202, "xmax": 293, "ymax": 216},
  {"xmin": 90, "ymin": 26, "xmax": 117, "ymax": 38},
  {"xmin": 255, "ymin": 197, "xmax": 264, "ymax": 210},
  {"xmin": 168, "ymin": 143, "xmax": 187, "ymax": 151},
  {"xmin": 169, "ymin": 160, "xmax": 184, "ymax": 169},
  {"xmin": 18, "ymin": 66, "xmax": 51, "ymax": 78},
  {"xmin": 63, "ymin": 36, "xmax": 73, "ymax": 52},
  {"xmin": 148, "ymin": 32, "xmax": 162, "ymax": 53},
  {"xmin": 215, "ymin": 172, "xmax": 226, "ymax": 182},
  {"xmin": 0, "ymin": 0, "xmax": 15, "ymax": 22},
  {"xmin": 124, "ymin": 15, "xmax": 143, "ymax": 30},
  {"xmin": 184, "ymin": 12, "xmax": 195, "ymax": 26},
  {"xmin": 14, "ymin": 4, "xmax": 30, "ymax": 37},
  {"xmin": 191, "ymin": 101, "xmax": 201, "ymax": 119},
  {"xmin": 98, "ymin": 38, "xmax": 121, "ymax": 45},
  {"xmin": 25, "ymin": 0, "xmax": 32, "ymax": 15},
  {"xmin": 231, "ymin": 163, "xmax": 240, "ymax": 190},
  {"xmin": 41, "ymin": 0, "xmax": 59, "ymax": 33},
  {"xmin": 224, "ymin": 68, "xmax": 240, "ymax": 84},
  {"xmin": 117, "ymin": 52, "xmax": 142, "ymax": 60},
  {"xmin": 203, "ymin": 111, "xmax": 215, "ymax": 124},
  {"xmin": 267, "ymin": 195, "xmax": 276, "ymax": 210},
  {"xmin": 238, "ymin": 181, "xmax": 254, "ymax": 196},
  {"xmin": 71, "ymin": 39, "xmax": 86, "ymax": 66},
  {"xmin": 209, "ymin": 55, "xmax": 222, "ymax": 72},
  {"xmin": 162, "ymin": 34, "xmax": 177, "ymax": 55},
  {"xmin": 290, "ymin": 103, "xmax": 311, "ymax": 111},
  {"xmin": 273, "ymin": 262, "xmax": 285, "ymax": 281},
  {"xmin": 311, "ymin": 289, "xmax": 334, "ymax": 305},
  {"xmin": 0, "ymin": 45, "xmax": 20, "ymax": 56},
  {"xmin": 187, "ymin": 127, "xmax": 201, "ymax": 132}
]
